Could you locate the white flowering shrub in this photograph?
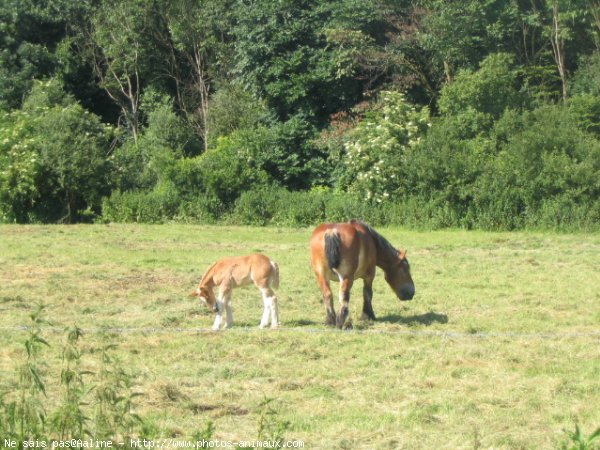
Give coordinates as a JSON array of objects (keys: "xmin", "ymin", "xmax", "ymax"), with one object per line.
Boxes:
[{"xmin": 342, "ymin": 91, "xmax": 430, "ymax": 203}]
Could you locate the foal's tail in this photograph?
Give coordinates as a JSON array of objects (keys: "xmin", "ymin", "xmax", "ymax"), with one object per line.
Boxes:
[
  {"xmin": 269, "ymin": 260, "xmax": 280, "ymax": 289},
  {"xmin": 324, "ymin": 229, "xmax": 342, "ymax": 269}
]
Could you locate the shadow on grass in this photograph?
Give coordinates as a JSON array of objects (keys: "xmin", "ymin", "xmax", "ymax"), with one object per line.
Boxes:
[
  {"xmin": 286, "ymin": 319, "xmax": 321, "ymax": 327},
  {"xmin": 379, "ymin": 311, "xmax": 448, "ymax": 326}
]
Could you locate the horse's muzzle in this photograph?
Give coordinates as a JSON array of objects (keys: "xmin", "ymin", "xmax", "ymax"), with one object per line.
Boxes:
[{"xmin": 398, "ymin": 286, "xmax": 415, "ymax": 301}]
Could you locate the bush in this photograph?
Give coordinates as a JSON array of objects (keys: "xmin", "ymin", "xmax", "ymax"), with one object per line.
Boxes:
[
  {"xmin": 101, "ymin": 187, "xmax": 180, "ymax": 224},
  {"xmin": 473, "ymin": 105, "xmax": 600, "ymax": 230},
  {"xmin": 570, "ymin": 52, "xmax": 600, "ymax": 97},
  {"xmin": 438, "ymin": 53, "xmax": 527, "ymax": 119},
  {"xmin": 194, "ymin": 135, "xmax": 271, "ymax": 205},
  {"xmin": 0, "ymin": 109, "xmax": 40, "ymax": 222},
  {"xmin": 0, "ymin": 80, "xmax": 114, "ymax": 223},
  {"xmin": 568, "ymin": 94, "xmax": 600, "ymax": 136},
  {"xmin": 207, "ymin": 84, "xmax": 271, "ymax": 147}
]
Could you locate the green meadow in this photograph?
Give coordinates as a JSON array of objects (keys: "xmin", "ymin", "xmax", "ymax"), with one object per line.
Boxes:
[{"xmin": 0, "ymin": 224, "xmax": 599, "ymax": 449}]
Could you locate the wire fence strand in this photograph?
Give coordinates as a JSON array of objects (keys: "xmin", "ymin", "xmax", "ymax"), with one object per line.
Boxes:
[{"xmin": 1, "ymin": 325, "xmax": 599, "ymax": 340}]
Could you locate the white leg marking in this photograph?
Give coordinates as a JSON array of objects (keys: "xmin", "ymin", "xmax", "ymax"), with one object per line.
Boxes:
[
  {"xmin": 259, "ymin": 299, "xmax": 271, "ymax": 329},
  {"xmin": 225, "ymin": 297, "xmax": 233, "ymax": 329},
  {"xmin": 259, "ymin": 288, "xmax": 271, "ymax": 329},
  {"xmin": 270, "ymin": 296, "xmax": 279, "ymax": 329},
  {"xmin": 213, "ymin": 298, "xmax": 226, "ymax": 331}
]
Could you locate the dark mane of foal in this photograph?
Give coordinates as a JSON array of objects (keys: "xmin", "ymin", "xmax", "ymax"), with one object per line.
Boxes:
[{"xmin": 350, "ymin": 220, "xmax": 399, "ymax": 260}]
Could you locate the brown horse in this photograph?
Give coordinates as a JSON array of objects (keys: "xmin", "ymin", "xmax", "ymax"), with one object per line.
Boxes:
[{"xmin": 310, "ymin": 220, "xmax": 415, "ymax": 328}]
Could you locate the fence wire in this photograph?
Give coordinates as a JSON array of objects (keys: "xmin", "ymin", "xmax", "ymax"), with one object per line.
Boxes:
[{"xmin": 1, "ymin": 325, "xmax": 599, "ymax": 340}]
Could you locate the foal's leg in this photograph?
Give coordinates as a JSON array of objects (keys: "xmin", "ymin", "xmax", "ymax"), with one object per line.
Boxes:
[
  {"xmin": 258, "ymin": 287, "xmax": 279, "ymax": 329},
  {"xmin": 336, "ymin": 277, "xmax": 353, "ymax": 329},
  {"xmin": 224, "ymin": 293, "xmax": 233, "ymax": 329},
  {"xmin": 268, "ymin": 286, "xmax": 279, "ymax": 329},
  {"xmin": 316, "ymin": 274, "xmax": 336, "ymax": 326},
  {"xmin": 361, "ymin": 275, "xmax": 376, "ymax": 321},
  {"xmin": 212, "ymin": 287, "xmax": 230, "ymax": 331},
  {"xmin": 212, "ymin": 306, "xmax": 223, "ymax": 331},
  {"xmin": 258, "ymin": 287, "xmax": 277, "ymax": 329}
]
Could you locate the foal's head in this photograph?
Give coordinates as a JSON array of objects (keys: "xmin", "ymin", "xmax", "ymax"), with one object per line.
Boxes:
[
  {"xmin": 384, "ymin": 249, "xmax": 415, "ymax": 301},
  {"xmin": 191, "ymin": 285, "xmax": 218, "ymax": 312}
]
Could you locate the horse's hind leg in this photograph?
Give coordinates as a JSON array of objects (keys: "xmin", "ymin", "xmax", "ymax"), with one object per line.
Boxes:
[
  {"xmin": 270, "ymin": 293, "xmax": 279, "ymax": 329},
  {"xmin": 259, "ymin": 287, "xmax": 278, "ymax": 329},
  {"xmin": 336, "ymin": 277, "xmax": 353, "ymax": 329},
  {"xmin": 361, "ymin": 276, "xmax": 376, "ymax": 321},
  {"xmin": 316, "ymin": 275, "xmax": 336, "ymax": 326}
]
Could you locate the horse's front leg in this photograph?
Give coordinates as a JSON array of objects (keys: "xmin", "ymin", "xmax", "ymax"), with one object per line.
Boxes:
[
  {"xmin": 224, "ymin": 293, "xmax": 233, "ymax": 329},
  {"xmin": 361, "ymin": 276, "xmax": 376, "ymax": 321},
  {"xmin": 212, "ymin": 306, "xmax": 223, "ymax": 331},
  {"xmin": 336, "ymin": 277, "xmax": 353, "ymax": 329},
  {"xmin": 213, "ymin": 287, "xmax": 231, "ymax": 330}
]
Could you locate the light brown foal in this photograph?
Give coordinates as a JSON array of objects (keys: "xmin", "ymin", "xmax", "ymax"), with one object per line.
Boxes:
[{"xmin": 192, "ymin": 253, "xmax": 280, "ymax": 330}]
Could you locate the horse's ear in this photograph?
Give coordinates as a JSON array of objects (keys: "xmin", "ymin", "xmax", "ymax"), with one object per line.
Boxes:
[{"xmin": 399, "ymin": 249, "xmax": 407, "ymax": 260}]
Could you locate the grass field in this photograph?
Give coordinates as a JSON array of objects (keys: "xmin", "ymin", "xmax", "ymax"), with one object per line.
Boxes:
[{"xmin": 0, "ymin": 224, "xmax": 599, "ymax": 449}]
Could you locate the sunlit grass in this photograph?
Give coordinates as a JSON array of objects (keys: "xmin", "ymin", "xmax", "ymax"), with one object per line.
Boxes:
[{"xmin": 0, "ymin": 224, "xmax": 599, "ymax": 448}]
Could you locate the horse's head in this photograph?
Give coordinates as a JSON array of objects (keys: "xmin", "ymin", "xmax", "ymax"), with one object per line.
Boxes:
[
  {"xmin": 384, "ymin": 249, "xmax": 415, "ymax": 301},
  {"xmin": 190, "ymin": 285, "xmax": 218, "ymax": 312}
]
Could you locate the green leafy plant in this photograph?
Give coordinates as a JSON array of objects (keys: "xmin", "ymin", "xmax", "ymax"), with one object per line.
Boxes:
[
  {"xmin": 0, "ymin": 304, "xmax": 51, "ymax": 444},
  {"xmin": 92, "ymin": 343, "xmax": 143, "ymax": 441},
  {"xmin": 192, "ymin": 420, "xmax": 216, "ymax": 441},
  {"xmin": 256, "ymin": 397, "xmax": 290, "ymax": 442},
  {"xmin": 50, "ymin": 326, "xmax": 91, "ymax": 439},
  {"xmin": 562, "ymin": 424, "xmax": 600, "ymax": 450}
]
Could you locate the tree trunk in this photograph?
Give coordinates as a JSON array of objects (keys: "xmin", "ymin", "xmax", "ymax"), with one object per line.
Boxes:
[{"xmin": 550, "ymin": 2, "xmax": 568, "ymax": 101}]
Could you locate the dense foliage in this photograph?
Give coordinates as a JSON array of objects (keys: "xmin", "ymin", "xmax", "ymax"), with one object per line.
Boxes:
[{"xmin": 1, "ymin": 0, "xmax": 599, "ymax": 230}]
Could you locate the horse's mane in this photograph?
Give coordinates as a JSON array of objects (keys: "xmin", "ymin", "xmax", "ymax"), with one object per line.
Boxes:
[
  {"xmin": 200, "ymin": 261, "xmax": 217, "ymax": 284},
  {"xmin": 350, "ymin": 219, "xmax": 399, "ymax": 259}
]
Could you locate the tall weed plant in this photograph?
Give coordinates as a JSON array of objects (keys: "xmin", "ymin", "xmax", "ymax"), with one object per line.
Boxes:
[{"xmin": 0, "ymin": 306, "xmax": 149, "ymax": 445}]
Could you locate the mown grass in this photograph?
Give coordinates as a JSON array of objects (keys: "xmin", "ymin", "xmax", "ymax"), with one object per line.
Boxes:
[{"xmin": 0, "ymin": 224, "xmax": 599, "ymax": 449}]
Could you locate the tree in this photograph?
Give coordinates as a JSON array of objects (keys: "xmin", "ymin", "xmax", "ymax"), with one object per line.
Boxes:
[
  {"xmin": 78, "ymin": 0, "xmax": 165, "ymax": 142},
  {"xmin": 0, "ymin": 0, "xmax": 94, "ymax": 110},
  {"xmin": 232, "ymin": 0, "xmax": 385, "ymax": 122},
  {"xmin": 154, "ymin": 0, "xmax": 236, "ymax": 151},
  {"xmin": 520, "ymin": 0, "xmax": 594, "ymax": 101},
  {"xmin": 544, "ymin": 0, "xmax": 592, "ymax": 100},
  {"xmin": 419, "ymin": 0, "xmax": 518, "ymax": 84}
]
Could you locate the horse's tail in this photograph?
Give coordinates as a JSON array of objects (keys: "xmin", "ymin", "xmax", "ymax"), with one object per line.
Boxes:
[
  {"xmin": 269, "ymin": 260, "xmax": 280, "ymax": 289},
  {"xmin": 324, "ymin": 229, "xmax": 342, "ymax": 269}
]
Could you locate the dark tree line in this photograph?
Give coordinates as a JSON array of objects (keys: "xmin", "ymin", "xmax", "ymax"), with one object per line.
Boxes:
[{"xmin": 1, "ymin": 0, "xmax": 599, "ymax": 229}]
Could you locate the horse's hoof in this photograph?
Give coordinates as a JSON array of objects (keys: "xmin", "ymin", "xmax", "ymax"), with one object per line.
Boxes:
[{"xmin": 360, "ymin": 313, "xmax": 376, "ymax": 321}]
